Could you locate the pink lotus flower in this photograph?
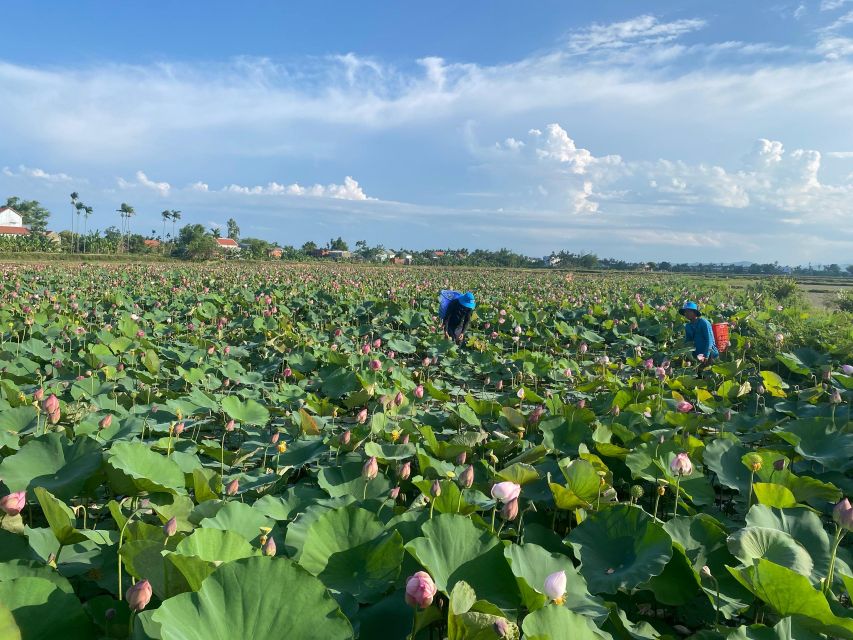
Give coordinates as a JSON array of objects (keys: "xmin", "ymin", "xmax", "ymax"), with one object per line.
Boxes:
[
  {"xmin": 655, "ymin": 367, "xmax": 667, "ymax": 381},
  {"xmin": 460, "ymin": 465, "xmax": 474, "ymax": 489},
  {"xmin": 398, "ymin": 461, "xmax": 411, "ymax": 480},
  {"xmin": 225, "ymin": 419, "xmax": 235, "ymax": 432},
  {"xmin": 357, "ymin": 408, "xmax": 368, "ymax": 424},
  {"xmin": 491, "ymin": 482, "xmax": 521, "ymax": 503},
  {"xmin": 369, "ymin": 359, "xmax": 382, "ymax": 371},
  {"xmin": 834, "ymin": 498, "xmax": 853, "ymax": 531},
  {"xmin": 501, "ymin": 497, "xmax": 519, "ymax": 521},
  {"xmin": 163, "ymin": 516, "xmax": 177, "ymax": 537},
  {"xmin": 362, "ymin": 344, "xmax": 371, "ymax": 355},
  {"xmin": 670, "ymin": 452, "xmax": 693, "ymax": 476},
  {"xmin": 842, "ymin": 364, "xmax": 853, "ymax": 376},
  {"xmin": 341, "ymin": 430, "xmax": 352, "ymax": 445},
  {"xmin": 389, "ymin": 486, "xmax": 401, "ymax": 500},
  {"xmin": 263, "ymin": 536, "xmax": 277, "ymax": 556},
  {"xmin": 362, "ymin": 456, "xmax": 378, "ymax": 480},
  {"xmin": 225, "ymin": 478, "xmax": 239, "ymax": 496},
  {"xmin": 543, "ymin": 570, "xmax": 567, "ymax": 604},
  {"xmin": 405, "ymin": 572, "xmax": 437, "ymax": 609},
  {"xmin": 516, "ymin": 388, "xmax": 525, "ymax": 400},
  {"xmin": 33, "ymin": 388, "xmax": 44, "ymax": 402},
  {"xmin": 430, "ymin": 480, "xmax": 442, "ymax": 497},
  {"xmin": 174, "ymin": 422, "xmax": 185, "ymax": 435},
  {"xmin": 676, "ymin": 401, "xmax": 693, "ymax": 413},
  {"xmin": 564, "ymin": 368, "xmax": 573, "ymax": 378},
  {"xmin": 283, "ymin": 367, "xmax": 292, "ymax": 378},
  {"xmin": 414, "ymin": 385, "xmax": 424, "ymax": 399},
  {"xmin": 394, "ymin": 391, "xmax": 404, "ymax": 406},
  {"xmin": 126, "ymin": 579, "xmax": 153, "ymax": 612},
  {"xmin": 99, "ymin": 414, "xmax": 113, "ymax": 430},
  {"xmin": 43, "ymin": 394, "xmax": 59, "ymax": 415},
  {"xmin": 0, "ymin": 491, "xmax": 26, "ymax": 516}
]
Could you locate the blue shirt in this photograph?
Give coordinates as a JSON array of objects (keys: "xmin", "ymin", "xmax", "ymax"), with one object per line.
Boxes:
[{"xmin": 685, "ymin": 318, "xmax": 719, "ymax": 359}]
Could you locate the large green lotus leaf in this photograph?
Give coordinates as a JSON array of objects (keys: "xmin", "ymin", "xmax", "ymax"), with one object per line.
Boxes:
[
  {"xmin": 447, "ymin": 581, "xmax": 520, "ymax": 640},
  {"xmin": 120, "ymin": 539, "xmax": 169, "ymax": 599},
  {"xmin": 106, "ymin": 441, "xmax": 186, "ymax": 495},
  {"xmin": 0, "ymin": 530, "xmax": 32, "ymax": 562},
  {"xmin": 318, "ymin": 458, "xmax": 392, "ymax": 500},
  {"xmin": 0, "ymin": 405, "xmax": 38, "ymax": 434},
  {"xmin": 727, "ymin": 527, "xmax": 813, "ymax": 578},
  {"xmin": 746, "ymin": 505, "xmax": 850, "ymax": 583},
  {"xmin": 299, "ymin": 505, "xmax": 403, "ymax": 602},
  {"xmin": 363, "ymin": 441, "xmax": 417, "ymax": 462},
  {"xmin": 199, "ymin": 501, "xmax": 274, "ymax": 545},
  {"xmin": 549, "ymin": 458, "xmax": 601, "ymax": 510},
  {"xmin": 276, "ymin": 437, "xmax": 327, "ymax": 467},
  {"xmin": 753, "ymin": 483, "xmax": 798, "ymax": 509},
  {"xmin": 33, "ymin": 487, "xmax": 87, "ymax": 546},
  {"xmin": 0, "ymin": 559, "xmax": 74, "ymax": 593},
  {"xmin": 0, "ymin": 576, "xmax": 94, "ymax": 640},
  {"xmin": 151, "ymin": 557, "xmax": 353, "ymax": 640},
  {"xmin": 567, "ymin": 505, "xmax": 673, "ymax": 594},
  {"xmin": 405, "ymin": 514, "xmax": 521, "ymax": 610},
  {"xmin": 729, "ymin": 559, "xmax": 853, "ymax": 639},
  {"xmin": 321, "ymin": 368, "xmax": 362, "ymax": 399},
  {"xmin": 252, "ymin": 484, "xmax": 329, "ymax": 521},
  {"xmin": 774, "ymin": 419, "xmax": 853, "ymax": 471},
  {"xmin": 521, "ymin": 604, "xmax": 609, "ymax": 640},
  {"xmin": 0, "ymin": 602, "xmax": 20, "ymax": 640},
  {"xmin": 165, "ymin": 553, "xmax": 218, "ymax": 594},
  {"xmin": 539, "ymin": 410, "xmax": 595, "ymax": 454},
  {"xmin": 642, "ymin": 543, "xmax": 700, "ymax": 606},
  {"xmin": 0, "ymin": 432, "xmax": 102, "ymax": 500},
  {"xmin": 703, "ymin": 436, "xmax": 751, "ymax": 492},
  {"xmin": 175, "ymin": 528, "xmax": 257, "ymax": 564},
  {"xmin": 504, "ymin": 543, "xmax": 608, "ymax": 619},
  {"xmin": 220, "ymin": 396, "xmax": 269, "ymax": 426}
]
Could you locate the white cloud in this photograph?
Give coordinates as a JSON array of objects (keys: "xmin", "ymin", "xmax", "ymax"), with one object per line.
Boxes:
[
  {"xmin": 2, "ymin": 164, "xmax": 73, "ymax": 182},
  {"xmin": 794, "ymin": 4, "xmax": 807, "ymax": 20},
  {"xmin": 189, "ymin": 181, "xmax": 209, "ymax": 192},
  {"xmin": 821, "ymin": 0, "xmax": 853, "ymax": 10},
  {"xmin": 222, "ymin": 176, "xmax": 371, "ymax": 200},
  {"xmin": 565, "ymin": 15, "xmax": 707, "ymax": 55},
  {"xmin": 828, "ymin": 151, "xmax": 853, "ymax": 158},
  {"xmin": 118, "ymin": 170, "xmax": 171, "ymax": 196}
]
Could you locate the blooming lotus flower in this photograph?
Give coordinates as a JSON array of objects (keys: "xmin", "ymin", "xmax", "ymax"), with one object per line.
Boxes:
[
  {"xmin": 460, "ymin": 465, "xmax": 474, "ymax": 489},
  {"xmin": 163, "ymin": 517, "xmax": 177, "ymax": 537},
  {"xmin": 670, "ymin": 452, "xmax": 693, "ymax": 476},
  {"xmin": 516, "ymin": 388, "xmax": 525, "ymax": 400},
  {"xmin": 405, "ymin": 572, "xmax": 437, "ymax": 609},
  {"xmin": 126, "ymin": 579, "xmax": 153, "ymax": 612},
  {"xmin": 644, "ymin": 359, "xmax": 654, "ymax": 370},
  {"xmin": 0, "ymin": 491, "xmax": 26, "ymax": 516},
  {"xmin": 834, "ymin": 498, "xmax": 853, "ymax": 531},
  {"xmin": 363, "ymin": 456, "xmax": 379, "ymax": 480},
  {"xmin": 543, "ymin": 570, "xmax": 567, "ymax": 605},
  {"xmin": 491, "ymin": 482, "xmax": 521, "ymax": 503},
  {"xmin": 676, "ymin": 401, "xmax": 693, "ymax": 413},
  {"xmin": 414, "ymin": 385, "xmax": 424, "ymax": 399}
]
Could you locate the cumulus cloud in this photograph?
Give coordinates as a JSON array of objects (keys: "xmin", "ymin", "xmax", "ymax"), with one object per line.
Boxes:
[
  {"xmin": 118, "ymin": 171, "xmax": 171, "ymax": 196},
  {"xmin": 222, "ymin": 176, "xmax": 371, "ymax": 200},
  {"xmin": 2, "ymin": 164, "xmax": 73, "ymax": 182}
]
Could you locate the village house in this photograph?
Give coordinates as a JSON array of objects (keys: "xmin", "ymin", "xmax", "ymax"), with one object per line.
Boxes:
[
  {"xmin": 0, "ymin": 206, "xmax": 30, "ymax": 237},
  {"xmin": 216, "ymin": 238, "xmax": 240, "ymax": 251}
]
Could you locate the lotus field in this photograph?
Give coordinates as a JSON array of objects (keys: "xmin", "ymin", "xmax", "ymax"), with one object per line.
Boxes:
[{"xmin": 1, "ymin": 263, "xmax": 852, "ymax": 640}]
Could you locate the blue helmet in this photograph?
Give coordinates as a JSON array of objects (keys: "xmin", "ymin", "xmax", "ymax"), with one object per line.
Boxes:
[
  {"xmin": 679, "ymin": 300, "xmax": 701, "ymax": 316},
  {"xmin": 458, "ymin": 292, "xmax": 476, "ymax": 309}
]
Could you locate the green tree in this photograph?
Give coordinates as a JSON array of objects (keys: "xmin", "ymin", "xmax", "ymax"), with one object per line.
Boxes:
[
  {"xmin": 301, "ymin": 241, "xmax": 318, "ymax": 254},
  {"xmin": 227, "ymin": 218, "xmax": 240, "ymax": 241},
  {"xmin": 210, "ymin": 226, "xmax": 222, "ymax": 238},
  {"xmin": 5, "ymin": 197, "xmax": 51, "ymax": 233},
  {"xmin": 329, "ymin": 236, "xmax": 348, "ymax": 251},
  {"xmin": 161, "ymin": 210, "xmax": 171, "ymax": 244},
  {"xmin": 176, "ymin": 224, "xmax": 218, "ymax": 260},
  {"xmin": 170, "ymin": 210, "xmax": 181, "ymax": 240},
  {"xmin": 115, "ymin": 203, "xmax": 135, "ymax": 253}
]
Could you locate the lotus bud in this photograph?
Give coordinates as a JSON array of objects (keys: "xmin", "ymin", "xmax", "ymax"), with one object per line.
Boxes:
[
  {"xmin": 99, "ymin": 414, "xmax": 113, "ymax": 430},
  {"xmin": 126, "ymin": 579, "xmax": 153, "ymax": 612},
  {"xmin": 398, "ymin": 461, "xmax": 412, "ymax": 480},
  {"xmin": 33, "ymin": 388, "xmax": 44, "ymax": 402},
  {"xmin": 225, "ymin": 478, "xmax": 239, "ymax": 496},
  {"xmin": 362, "ymin": 344, "xmax": 371, "ymax": 355},
  {"xmin": 263, "ymin": 536, "xmax": 277, "ymax": 556},
  {"xmin": 773, "ymin": 458, "xmax": 786, "ymax": 471},
  {"xmin": 174, "ymin": 422, "xmax": 185, "ymax": 435},
  {"xmin": 460, "ymin": 465, "xmax": 474, "ymax": 489},
  {"xmin": 516, "ymin": 388, "xmax": 525, "ymax": 400},
  {"xmin": 369, "ymin": 359, "xmax": 382, "ymax": 371},
  {"xmin": 655, "ymin": 367, "xmax": 666, "ymax": 380},
  {"xmin": 823, "ymin": 368, "xmax": 832, "ymax": 382},
  {"xmin": 270, "ymin": 432, "xmax": 280, "ymax": 444},
  {"xmin": 390, "ymin": 486, "xmax": 401, "ymax": 500},
  {"xmin": 0, "ymin": 491, "xmax": 26, "ymax": 516},
  {"xmin": 496, "ymin": 380, "xmax": 504, "ymax": 391},
  {"xmin": 430, "ymin": 479, "xmax": 442, "ymax": 498},
  {"xmin": 357, "ymin": 408, "xmax": 368, "ymax": 424},
  {"xmin": 830, "ymin": 388, "xmax": 842, "ymax": 404},
  {"xmin": 43, "ymin": 394, "xmax": 59, "ymax": 415},
  {"xmin": 163, "ymin": 516, "xmax": 177, "ymax": 538},
  {"xmin": 363, "ymin": 456, "xmax": 379, "ymax": 480},
  {"xmin": 493, "ymin": 618, "xmax": 510, "ymax": 638},
  {"xmin": 455, "ymin": 451, "xmax": 467, "ymax": 466},
  {"xmin": 225, "ymin": 419, "xmax": 235, "ymax": 432},
  {"xmin": 579, "ymin": 342, "xmax": 588, "ymax": 354},
  {"xmin": 841, "ymin": 364, "xmax": 853, "ymax": 376},
  {"xmin": 670, "ymin": 452, "xmax": 693, "ymax": 476},
  {"xmin": 405, "ymin": 571, "xmax": 437, "ymax": 609},
  {"xmin": 700, "ymin": 566, "xmax": 712, "ymax": 579},
  {"xmin": 283, "ymin": 367, "xmax": 292, "ymax": 378},
  {"xmin": 394, "ymin": 391, "xmax": 404, "ymax": 406},
  {"xmin": 543, "ymin": 570, "xmax": 567, "ymax": 605},
  {"xmin": 834, "ymin": 498, "xmax": 853, "ymax": 531},
  {"xmin": 401, "ymin": 433, "xmax": 410, "ymax": 444},
  {"xmin": 501, "ymin": 497, "xmax": 519, "ymax": 521},
  {"xmin": 422, "ymin": 357, "xmax": 431, "ymax": 367},
  {"xmin": 724, "ymin": 409, "xmax": 733, "ymax": 421},
  {"xmin": 341, "ymin": 430, "xmax": 352, "ymax": 445},
  {"xmin": 676, "ymin": 401, "xmax": 693, "ymax": 413},
  {"xmin": 612, "ymin": 405, "xmax": 620, "ymax": 417},
  {"xmin": 49, "ymin": 408, "xmax": 60, "ymax": 424},
  {"xmin": 414, "ymin": 385, "xmax": 424, "ymax": 399},
  {"xmin": 491, "ymin": 481, "xmax": 521, "ymax": 503}
]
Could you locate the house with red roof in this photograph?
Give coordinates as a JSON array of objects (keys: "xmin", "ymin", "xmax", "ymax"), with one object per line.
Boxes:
[
  {"xmin": 0, "ymin": 206, "xmax": 30, "ymax": 237},
  {"xmin": 216, "ymin": 237, "xmax": 240, "ymax": 250}
]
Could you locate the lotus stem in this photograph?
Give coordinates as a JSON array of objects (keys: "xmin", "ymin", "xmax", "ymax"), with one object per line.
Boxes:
[
  {"xmin": 825, "ymin": 526, "xmax": 845, "ymax": 595},
  {"xmin": 672, "ymin": 476, "xmax": 682, "ymax": 519}
]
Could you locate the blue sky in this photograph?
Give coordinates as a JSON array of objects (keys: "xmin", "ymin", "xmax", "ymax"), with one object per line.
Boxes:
[{"xmin": 1, "ymin": 1, "xmax": 852, "ymax": 263}]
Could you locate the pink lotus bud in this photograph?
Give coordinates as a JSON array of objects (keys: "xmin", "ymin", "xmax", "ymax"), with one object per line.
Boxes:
[
  {"xmin": 387, "ymin": 351, "xmax": 395, "ymax": 360},
  {"xmin": 496, "ymin": 380, "xmax": 504, "ymax": 391},
  {"xmin": 363, "ymin": 456, "xmax": 378, "ymax": 480},
  {"xmin": 174, "ymin": 422, "xmax": 185, "ymax": 435},
  {"xmin": 163, "ymin": 516, "xmax": 177, "ymax": 537},
  {"xmin": 137, "ymin": 330, "xmax": 145, "ymax": 339},
  {"xmin": 670, "ymin": 452, "xmax": 693, "ymax": 476},
  {"xmin": 493, "ymin": 619, "xmax": 510, "ymax": 638},
  {"xmin": 543, "ymin": 570, "xmax": 567, "ymax": 604},
  {"xmin": 491, "ymin": 481, "xmax": 521, "ymax": 503},
  {"xmin": 270, "ymin": 432, "xmax": 280, "ymax": 444},
  {"xmin": 263, "ymin": 536, "xmax": 277, "ymax": 556},
  {"xmin": 501, "ymin": 497, "xmax": 519, "ymax": 521},
  {"xmin": 405, "ymin": 572, "xmax": 437, "ymax": 609},
  {"xmin": 644, "ymin": 358, "xmax": 654, "ymax": 370},
  {"xmin": 224, "ymin": 346, "xmax": 230, "ymax": 355},
  {"xmin": 516, "ymin": 388, "xmax": 525, "ymax": 400},
  {"xmin": 529, "ymin": 406, "xmax": 545, "ymax": 424},
  {"xmin": 126, "ymin": 579, "xmax": 153, "ymax": 612},
  {"xmin": 390, "ymin": 486, "xmax": 401, "ymax": 500},
  {"xmin": 414, "ymin": 385, "xmax": 424, "ymax": 399},
  {"xmin": 579, "ymin": 342, "xmax": 588, "ymax": 354},
  {"xmin": 564, "ymin": 368, "xmax": 573, "ymax": 378},
  {"xmin": 394, "ymin": 391, "xmax": 404, "ymax": 406},
  {"xmin": 773, "ymin": 458, "xmax": 786, "ymax": 471},
  {"xmin": 398, "ymin": 461, "xmax": 412, "ymax": 480},
  {"xmin": 43, "ymin": 394, "xmax": 59, "ymax": 415},
  {"xmin": 334, "ymin": 328, "xmax": 343, "ymax": 337},
  {"xmin": 357, "ymin": 408, "xmax": 368, "ymax": 424},
  {"xmin": 49, "ymin": 409, "xmax": 60, "ymax": 424},
  {"xmin": 225, "ymin": 419, "xmax": 235, "ymax": 432},
  {"xmin": 455, "ymin": 451, "xmax": 467, "ymax": 465},
  {"xmin": 99, "ymin": 414, "xmax": 113, "ymax": 430},
  {"xmin": 283, "ymin": 367, "xmax": 292, "ymax": 378},
  {"xmin": 400, "ymin": 433, "xmax": 410, "ymax": 445},
  {"xmin": 226, "ymin": 478, "xmax": 239, "ymax": 496},
  {"xmin": 33, "ymin": 388, "xmax": 44, "ymax": 402},
  {"xmin": 0, "ymin": 491, "xmax": 26, "ymax": 516},
  {"xmin": 373, "ymin": 338, "xmax": 382, "ymax": 349},
  {"xmin": 676, "ymin": 401, "xmax": 693, "ymax": 413},
  {"xmin": 362, "ymin": 344, "xmax": 371, "ymax": 355},
  {"xmin": 369, "ymin": 359, "xmax": 382, "ymax": 371},
  {"xmin": 460, "ymin": 465, "xmax": 474, "ymax": 489},
  {"xmin": 842, "ymin": 364, "xmax": 853, "ymax": 376},
  {"xmin": 834, "ymin": 498, "xmax": 853, "ymax": 531},
  {"xmin": 223, "ymin": 378, "xmax": 231, "ymax": 387},
  {"xmin": 830, "ymin": 388, "xmax": 842, "ymax": 404},
  {"xmin": 430, "ymin": 480, "xmax": 442, "ymax": 498},
  {"xmin": 655, "ymin": 367, "xmax": 667, "ymax": 380}
]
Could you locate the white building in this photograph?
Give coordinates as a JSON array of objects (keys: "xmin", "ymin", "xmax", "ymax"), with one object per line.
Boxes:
[{"xmin": 0, "ymin": 206, "xmax": 30, "ymax": 237}]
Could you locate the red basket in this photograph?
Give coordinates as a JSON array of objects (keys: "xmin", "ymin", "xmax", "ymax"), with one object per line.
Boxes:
[{"xmin": 712, "ymin": 322, "xmax": 730, "ymax": 352}]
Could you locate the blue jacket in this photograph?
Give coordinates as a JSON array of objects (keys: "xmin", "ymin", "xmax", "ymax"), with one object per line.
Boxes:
[{"xmin": 685, "ymin": 318, "xmax": 719, "ymax": 359}]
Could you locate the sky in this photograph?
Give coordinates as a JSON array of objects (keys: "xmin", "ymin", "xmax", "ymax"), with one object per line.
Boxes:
[{"xmin": 1, "ymin": 1, "xmax": 853, "ymax": 264}]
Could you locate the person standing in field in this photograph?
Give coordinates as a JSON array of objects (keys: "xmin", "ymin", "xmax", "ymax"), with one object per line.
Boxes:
[
  {"xmin": 679, "ymin": 301, "xmax": 718, "ymax": 375},
  {"xmin": 443, "ymin": 291, "xmax": 476, "ymax": 345}
]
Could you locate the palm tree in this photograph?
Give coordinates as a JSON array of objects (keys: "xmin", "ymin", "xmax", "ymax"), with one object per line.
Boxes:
[
  {"xmin": 161, "ymin": 210, "xmax": 172, "ymax": 254},
  {"xmin": 74, "ymin": 201, "xmax": 85, "ymax": 252},
  {"xmin": 116, "ymin": 203, "xmax": 135, "ymax": 253},
  {"xmin": 170, "ymin": 210, "xmax": 181, "ymax": 240},
  {"xmin": 69, "ymin": 192, "xmax": 78, "ymax": 253},
  {"xmin": 83, "ymin": 206, "xmax": 93, "ymax": 253}
]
